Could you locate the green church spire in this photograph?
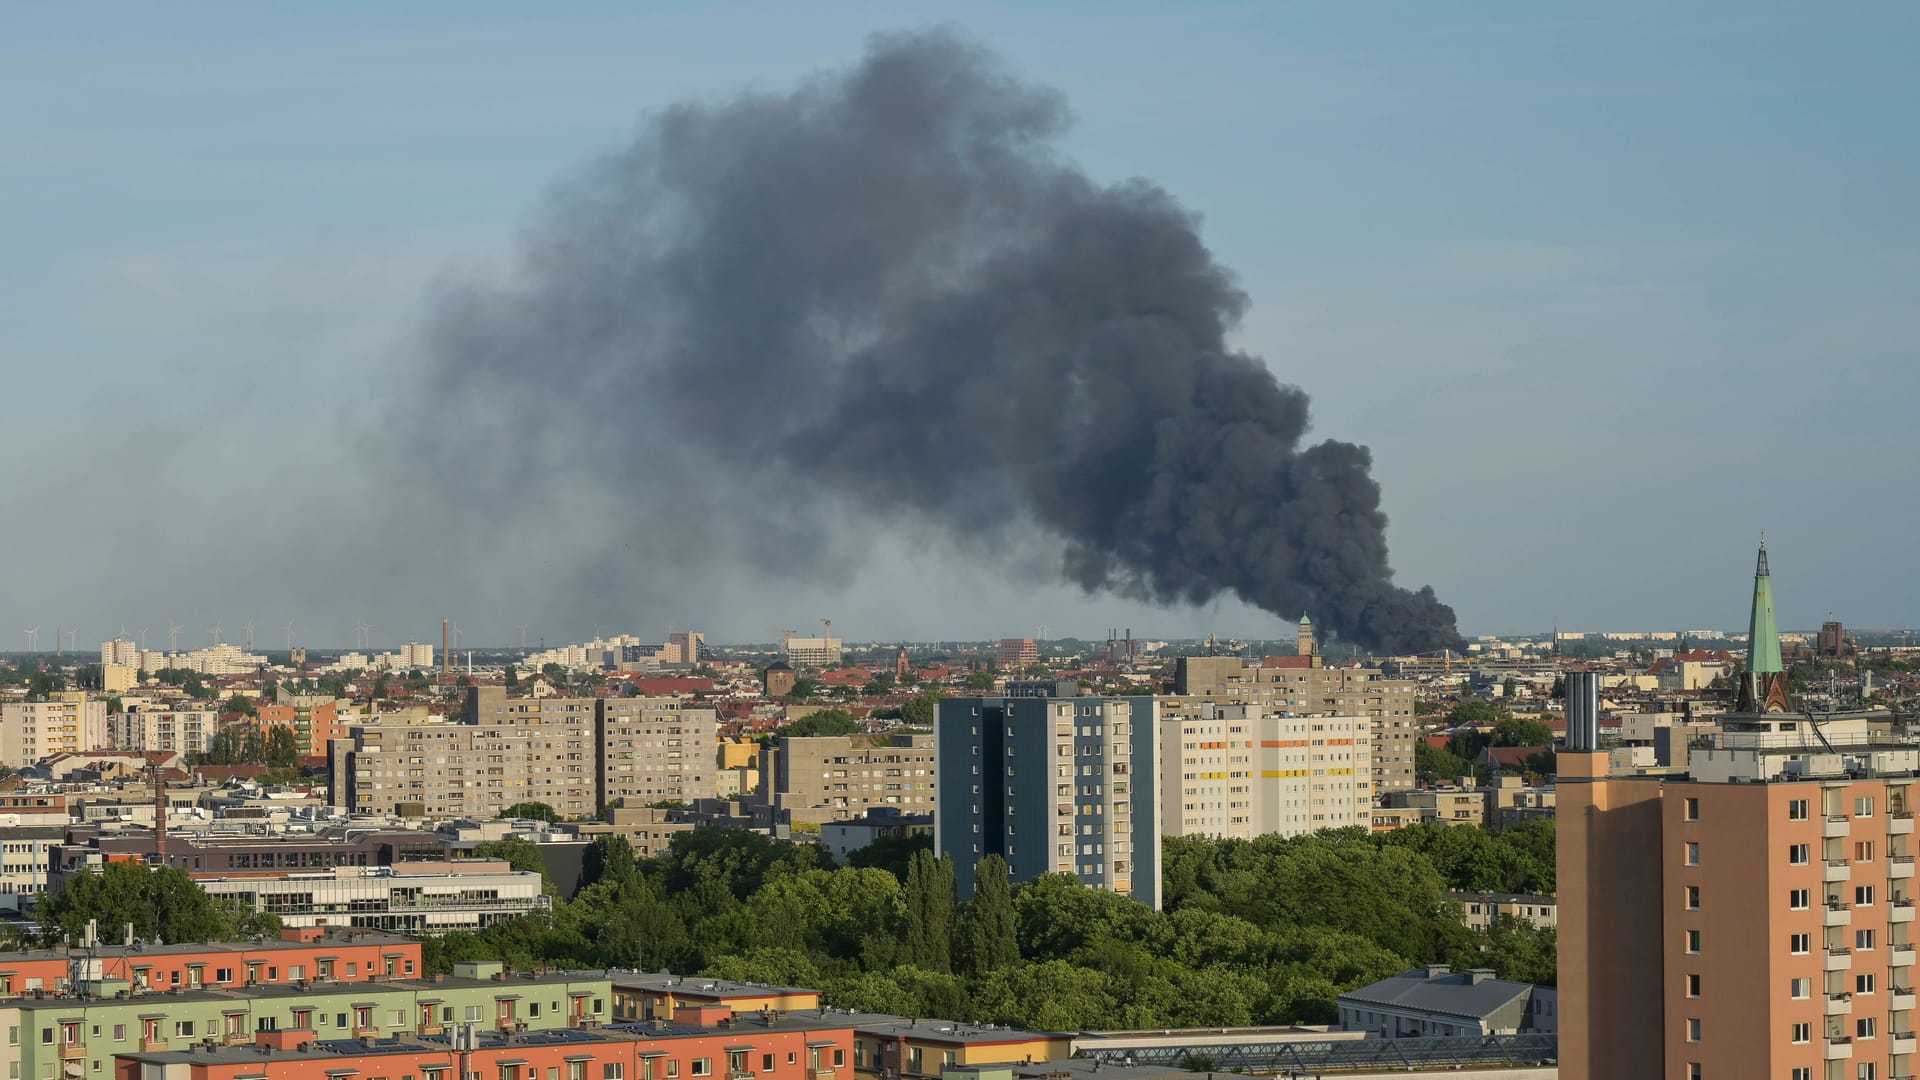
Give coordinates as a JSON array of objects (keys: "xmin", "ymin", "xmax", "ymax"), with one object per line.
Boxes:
[{"xmin": 1746, "ymin": 539, "xmax": 1783, "ymax": 675}]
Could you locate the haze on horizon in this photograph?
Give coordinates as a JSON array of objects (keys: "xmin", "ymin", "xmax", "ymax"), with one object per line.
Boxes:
[{"xmin": 3, "ymin": 2, "xmax": 1916, "ymax": 650}]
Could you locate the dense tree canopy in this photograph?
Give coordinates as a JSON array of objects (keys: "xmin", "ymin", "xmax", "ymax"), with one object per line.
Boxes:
[
  {"xmin": 418, "ymin": 823, "xmax": 1554, "ymax": 1029},
  {"xmin": 35, "ymin": 861, "xmax": 280, "ymax": 947}
]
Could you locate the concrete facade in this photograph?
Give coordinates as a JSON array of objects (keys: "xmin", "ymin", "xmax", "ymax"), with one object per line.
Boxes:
[
  {"xmin": 1158, "ymin": 703, "xmax": 1372, "ymax": 839},
  {"xmin": 935, "ymin": 696, "xmax": 1161, "ymax": 907}
]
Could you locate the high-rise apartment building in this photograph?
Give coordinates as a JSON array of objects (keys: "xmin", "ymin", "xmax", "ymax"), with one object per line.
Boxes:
[
  {"xmin": 598, "ymin": 696, "xmax": 719, "ymax": 807},
  {"xmin": 934, "ymin": 696, "xmax": 1162, "ymax": 907},
  {"xmin": 257, "ymin": 694, "xmax": 345, "ymax": 756},
  {"xmin": 1157, "ymin": 702, "xmax": 1373, "ymax": 839},
  {"xmin": 0, "ymin": 696, "xmax": 110, "ymax": 766},
  {"xmin": 1562, "ymin": 543, "xmax": 1920, "ymax": 1080},
  {"xmin": 1175, "ymin": 649, "xmax": 1418, "ymax": 796},
  {"xmin": 330, "ymin": 689, "xmax": 717, "ymax": 818},
  {"xmin": 760, "ymin": 733, "xmax": 936, "ymax": 825},
  {"xmin": 111, "ymin": 706, "xmax": 218, "ymax": 756},
  {"xmin": 98, "ymin": 638, "xmax": 139, "ymax": 666}
]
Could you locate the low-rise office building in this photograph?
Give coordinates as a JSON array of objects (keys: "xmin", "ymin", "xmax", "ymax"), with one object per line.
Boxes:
[
  {"xmin": 192, "ymin": 861, "xmax": 550, "ymax": 931},
  {"xmin": 1336, "ymin": 966, "xmax": 1556, "ymax": 1039}
]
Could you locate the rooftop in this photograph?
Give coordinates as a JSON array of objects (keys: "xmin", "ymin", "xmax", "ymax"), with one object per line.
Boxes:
[
  {"xmin": 3, "ymin": 969, "xmax": 611, "ymax": 1009},
  {"xmin": 1335, "ymin": 968, "xmax": 1535, "ymax": 1021}
]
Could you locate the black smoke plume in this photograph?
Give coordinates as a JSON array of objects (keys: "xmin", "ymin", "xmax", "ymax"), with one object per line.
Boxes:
[{"xmin": 410, "ymin": 31, "xmax": 1462, "ymax": 655}]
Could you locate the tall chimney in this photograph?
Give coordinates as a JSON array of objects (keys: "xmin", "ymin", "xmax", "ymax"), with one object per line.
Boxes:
[
  {"xmin": 442, "ymin": 619, "xmax": 451, "ymax": 679},
  {"xmin": 154, "ymin": 767, "xmax": 168, "ymax": 864}
]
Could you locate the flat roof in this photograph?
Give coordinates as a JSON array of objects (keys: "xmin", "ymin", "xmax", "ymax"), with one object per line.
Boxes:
[
  {"xmin": 0, "ymin": 934, "xmax": 417, "ymax": 965},
  {"xmin": 838, "ymin": 1013, "xmax": 1071, "ymax": 1045},
  {"xmin": 4, "ymin": 970, "xmax": 613, "ymax": 1008},
  {"xmin": 611, "ymin": 973, "xmax": 819, "ymax": 999}
]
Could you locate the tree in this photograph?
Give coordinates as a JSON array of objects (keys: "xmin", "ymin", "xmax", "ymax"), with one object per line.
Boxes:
[
  {"xmin": 471, "ymin": 838, "xmax": 554, "ymax": 894},
  {"xmin": 778, "ymin": 710, "xmax": 860, "ymax": 738},
  {"xmin": 225, "ymin": 693, "xmax": 257, "ymax": 716},
  {"xmin": 501, "ymin": 801, "xmax": 562, "ymax": 823},
  {"xmin": 504, "ymin": 665, "xmax": 520, "ymax": 691},
  {"xmin": 1490, "ymin": 716, "xmax": 1554, "ymax": 748},
  {"xmin": 964, "ymin": 670, "xmax": 997, "ymax": 692},
  {"xmin": 900, "ymin": 692, "xmax": 940, "ymax": 729},
  {"xmin": 848, "ymin": 833, "xmax": 932, "ymax": 881},
  {"xmin": 1501, "ymin": 676, "xmax": 1517, "ymax": 699},
  {"xmin": 903, "ymin": 851, "xmax": 955, "ymax": 973},
  {"xmin": 35, "ymin": 861, "xmax": 280, "ymax": 947},
  {"xmin": 958, "ymin": 855, "xmax": 1019, "ymax": 976}
]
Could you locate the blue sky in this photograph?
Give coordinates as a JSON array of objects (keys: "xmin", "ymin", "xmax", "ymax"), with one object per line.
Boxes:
[{"xmin": 3, "ymin": 2, "xmax": 1916, "ymax": 648}]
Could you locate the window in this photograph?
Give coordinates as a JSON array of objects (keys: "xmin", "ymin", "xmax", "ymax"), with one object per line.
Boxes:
[
  {"xmin": 1791, "ymin": 888, "xmax": 1811, "ymax": 909},
  {"xmin": 1858, "ymin": 929, "xmax": 1876, "ymax": 951},
  {"xmin": 602, "ymin": 1068, "xmax": 624, "ymax": 1080},
  {"xmin": 1789, "ymin": 844, "xmax": 1810, "ymax": 865},
  {"xmin": 1688, "ymin": 973, "xmax": 1702, "ymax": 997},
  {"xmin": 1686, "ymin": 929, "xmax": 1702, "ymax": 953},
  {"xmin": 1688, "ymin": 1066, "xmax": 1701, "ymax": 1080},
  {"xmin": 1858, "ymin": 973, "xmax": 1876, "ymax": 994},
  {"xmin": 1857, "ymin": 885, "xmax": 1876, "ymax": 907},
  {"xmin": 1793, "ymin": 1069, "xmax": 1812, "ymax": 1080},
  {"xmin": 1683, "ymin": 797, "xmax": 1699, "ymax": 821},
  {"xmin": 1686, "ymin": 885, "xmax": 1700, "ymax": 909},
  {"xmin": 1858, "ymin": 1016, "xmax": 1876, "ymax": 1039},
  {"xmin": 762, "ymin": 1056, "xmax": 773, "ymax": 1073},
  {"xmin": 1685, "ymin": 842, "xmax": 1700, "ymax": 866},
  {"xmin": 691, "ymin": 1061, "xmax": 711, "ymax": 1078},
  {"xmin": 1686, "ymin": 1018, "xmax": 1701, "ymax": 1042},
  {"xmin": 1789, "ymin": 799, "xmax": 1809, "ymax": 820},
  {"xmin": 1860, "ymin": 1064, "xmax": 1878, "ymax": 1080},
  {"xmin": 1791, "ymin": 933, "xmax": 1811, "ymax": 954},
  {"xmin": 833, "ymin": 1052, "xmax": 844, "ymax": 1068},
  {"xmin": 1857, "ymin": 840, "xmax": 1875, "ymax": 862},
  {"xmin": 1791, "ymin": 977, "xmax": 1810, "ymax": 999},
  {"xmin": 1792, "ymin": 1022, "xmax": 1811, "ymax": 1043}
]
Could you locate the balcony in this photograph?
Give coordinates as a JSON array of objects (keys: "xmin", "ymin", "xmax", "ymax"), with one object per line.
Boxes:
[
  {"xmin": 1897, "ymin": 900, "xmax": 1916, "ymax": 924},
  {"xmin": 1827, "ymin": 816, "xmax": 1853, "ymax": 838},
  {"xmin": 139, "ymin": 1038, "xmax": 167, "ymax": 1053},
  {"xmin": 1828, "ymin": 992, "xmax": 1855, "ymax": 1015},
  {"xmin": 1894, "ymin": 811, "xmax": 1915, "ymax": 835},
  {"xmin": 1895, "ymin": 945, "xmax": 1918, "ymax": 968},
  {"xmin": 1894, "ymin": 986, "xmax": 1917, "ymax": 1012},
  {"xmin": 1896, "ymin": 856, "xmax": 1916, "ymax": 880},
  {"xmin": 1827, "ymin": 903, "xmax": 1854, "ymax": 926},
  {"xmin": 58, "ymin": 1044, "xmax": 86, "ymax": 1062},
  {"xmin": 1826, "ymin": 1035, "xmax": 1854, "ymax": 1059},
  {"xmin": 1827, "ymin": 859, "xmax": 1854, "ymax": 882},
  {"xmin": 1827, "ymin": 947, "xmax": 1854, "ymax": 971},
  {"xmin": 1896, "ymin": 1033, "xmax": 1919, "ymax": 1056}
]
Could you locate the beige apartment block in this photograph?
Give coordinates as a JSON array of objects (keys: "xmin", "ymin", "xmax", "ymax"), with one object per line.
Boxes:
[
  {"xmin": 0, "ymin": 695, "xmax": 110, "ymax": 767},
  {"xmin": 1159, "ymin": 703, "xmax": 1372, "ymax": 839},
  {"xmin": 598, "ymin": 696, "xmax": 719, "ymax": 807},
  {"xmin": 1174, "ymin": 655, "xmax": 1419, "ymax": 797},
  {"xmin": 761, "ymin": 733, "xmax": 935, "ymax": 825},
  {"xmin": 110, "ymin": 707, "xmax": 218, "ymax": 756}
]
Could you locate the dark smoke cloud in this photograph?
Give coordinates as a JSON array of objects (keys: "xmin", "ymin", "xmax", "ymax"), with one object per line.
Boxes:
[{"xmin": 404, "ymin": 30, "xmax": 1462, "ymax": 655}]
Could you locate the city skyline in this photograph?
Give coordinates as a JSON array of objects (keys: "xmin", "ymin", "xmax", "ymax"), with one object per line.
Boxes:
[{"xmin": 5, "ymin": 3, "xmax": 1917, "ymax": 647}]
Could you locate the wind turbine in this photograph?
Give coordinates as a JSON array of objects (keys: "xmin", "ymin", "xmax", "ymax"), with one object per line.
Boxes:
[
  {"xmin": 283, "ymin": 622, "xmax": 295, "ymax": 650},
  {"xmin": 65, "ymin": 627, "xmax": 79, "ymax": 654},
  {"xmin": 23, "ymin": 627, "xmax": 39, "ymax": 651},
  {"xmin": 139, "ymin": 628, "xmax": 149, "ymax": 651},
  {"xmin": 209, "ymin": 622, "xmax": 222, "ymax": 646},
  {"xmin": 166, "ymin": 621, "xmax": 183, "ymax": 652},
  {"xmin": 519, "ymin": 625, "xmax": 530, "ymax": 650},
  {"xmin": 243, "ymin": 621, "xmax": 255, "ymax": 650}
]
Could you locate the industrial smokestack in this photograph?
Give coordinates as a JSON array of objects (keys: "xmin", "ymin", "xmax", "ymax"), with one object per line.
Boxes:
[
  {"xmin": 442, "ymin": 618, "xmax": 450, "ymax": 679},
  {"xmin": 399, "ymin": 31, "xmax": 1461, "ymax": 654}
]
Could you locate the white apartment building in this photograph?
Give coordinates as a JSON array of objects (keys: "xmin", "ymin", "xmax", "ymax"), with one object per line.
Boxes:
[
  {"xmin": 0, "ymin": 697, "xmax": 111, "ymax": 767},
  {"xmin": 98, "ymin": 638, "xmax": 139, "ymax": 666},
  {"xmin": 1159, "ymin": 703, "xmax": 1373, "ymax": 839},
  {"xmin": 0, "ymin": 826, "xmax": 62, "ymax": 911},
  {"xmin": 111, "ymin": 707, "xmax": 218, "ymax": 755},
  {"xmin": 784, "ymin": 636, "xmax": 842, "ymax": 669}
]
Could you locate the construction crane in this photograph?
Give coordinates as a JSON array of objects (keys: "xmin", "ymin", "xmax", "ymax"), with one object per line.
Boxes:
[
  {"xmin": 769, "ymin": 628, "xmax": 798, "ymax": 648},
  {"xmin": 819, "ymin": 617, "xmax": 834, "ymax": 638}
]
